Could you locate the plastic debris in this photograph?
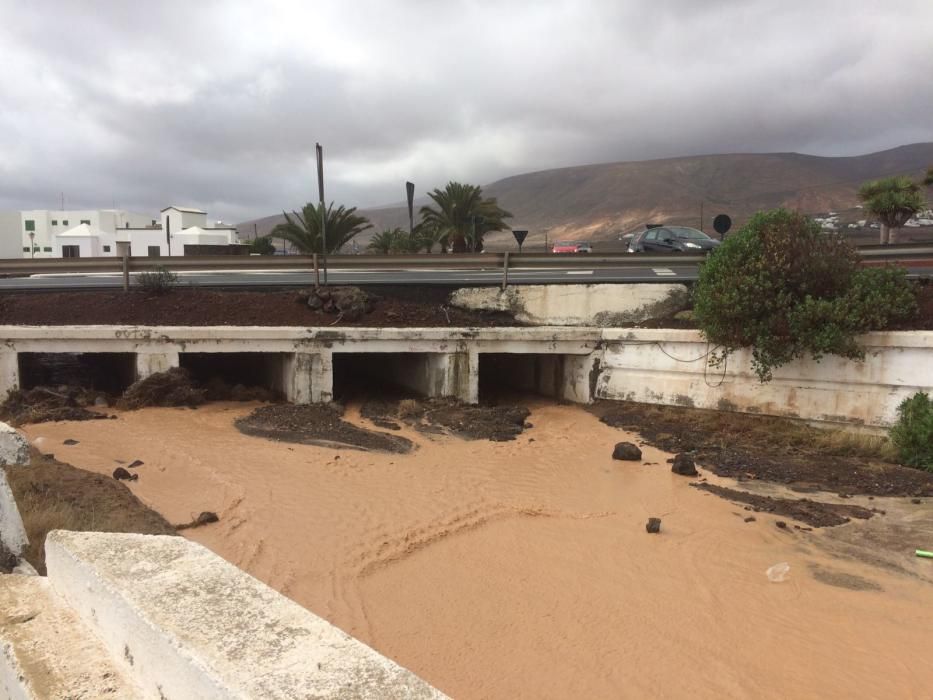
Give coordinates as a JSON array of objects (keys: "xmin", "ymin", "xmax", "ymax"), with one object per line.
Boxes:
[{"xmin": 766, "ymin": 562, "xmax": 790, "ymax": 582}]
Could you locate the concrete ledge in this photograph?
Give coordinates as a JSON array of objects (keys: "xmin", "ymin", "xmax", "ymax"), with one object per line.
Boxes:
[
  {"xmin": 0, "ymin": 469, "xmax": 28, "ymax": 561},
  {"xmin": 0, "ymin": 423, "xmax": 29, "ymax": 467},
  {"xmin": 46, "ymin": 530, "xmax": 446, "ymax": 699},
  {"xmin": 0, "ymin": 574, "xmax": 140, "ymax": 699}
]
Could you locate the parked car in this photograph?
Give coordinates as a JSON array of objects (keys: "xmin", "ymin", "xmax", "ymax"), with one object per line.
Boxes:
[
  {"xmin": 627, "ymin": 226, "xmax": 720, "ymax": 253},
  {"xmin": 552, "ymin": 240, "xmax": 592, "ymax": 253}
]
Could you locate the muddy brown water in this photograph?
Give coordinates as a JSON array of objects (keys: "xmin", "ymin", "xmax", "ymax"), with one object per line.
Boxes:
[{"xmin": 24, "ymin": 402, "xmax": 933, "ymax": 699}]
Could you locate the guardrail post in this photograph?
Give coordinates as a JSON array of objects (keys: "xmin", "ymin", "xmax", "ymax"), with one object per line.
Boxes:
[
  {"xmin": 502, "ymin": 251, "xmax": 510, "ymax": 290},
  {"xmin": 312, "ymin": 253, "xmax": 320, "ymax": 288}
]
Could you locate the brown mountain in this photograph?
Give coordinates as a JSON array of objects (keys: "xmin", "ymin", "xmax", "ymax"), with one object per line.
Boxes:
[{"xmin": 239, "ymin": 143, "xmax": 933, "ymax": 250}]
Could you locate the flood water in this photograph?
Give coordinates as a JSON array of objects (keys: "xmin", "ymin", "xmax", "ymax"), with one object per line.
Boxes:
[{"xmin": 24, "ymin": 402, "xmax": 933, "ymax": 699}]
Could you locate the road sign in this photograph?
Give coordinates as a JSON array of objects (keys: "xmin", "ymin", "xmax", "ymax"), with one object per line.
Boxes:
[
  {"xmin": 713, "ymin": 214, "xmax": 732, "ymax": 237},
  {"xmin": 512, "ymin": 229, "xmax": 528, "ymax": 251}
]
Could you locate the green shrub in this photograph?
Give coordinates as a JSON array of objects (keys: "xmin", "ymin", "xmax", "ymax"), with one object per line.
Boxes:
[
  {"xmin": 889, "ymin": 392, "xmax": 933, "ymax": 471},
  {"xmin": 137, "ymin": 266, "xmax": 178, "ymax": 295},
  {"xmin": 249, "ymin": 236, "xmax": 276, "ymax": 255},
  {"xmin": 693, "ymin": 208, "xmax": 918, "ymax": 381}
]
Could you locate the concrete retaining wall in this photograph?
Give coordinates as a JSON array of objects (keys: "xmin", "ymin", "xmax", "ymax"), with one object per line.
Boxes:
[
  {"xmin": 1, "ymin": 325, "xmax": 931, "ymax": 426},
  {"xmin": 449, "ymin": 283, "xmax": 689, "ymax": 326},
  {"xmin": 45, "ymin": 530, "xmax": 446, "ymax": 698},
  {"xmin": 599, "ymin": 329, "xmax": 933, "ymax": 427},
  {"xmin": 0, "ymin": 468, "xmax": 28, "ymax": 561}
]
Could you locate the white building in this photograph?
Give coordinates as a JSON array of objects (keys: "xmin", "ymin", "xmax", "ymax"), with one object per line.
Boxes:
[
  {"xmin": 20, "ymin": 209, "xmax": 155, "ymax": 258},
  {"xmin": 9, "ymin": 206, "xmax": 241, "ymax": 258}
]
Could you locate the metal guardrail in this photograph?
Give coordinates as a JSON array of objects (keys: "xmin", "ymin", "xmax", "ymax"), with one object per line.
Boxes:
[{"xmin": 2, "ymin": 243, "xmax": 931, "ymax": 278}]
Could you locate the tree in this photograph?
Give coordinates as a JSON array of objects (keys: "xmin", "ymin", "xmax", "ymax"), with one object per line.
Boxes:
[
  {"xmin": 693, "ymin": 208, "xmax": 917, "ymax": 382},
  {"xmin": 367, "ymin": 228, "xmax": 421, "ymax": 254},
  {"xmin": 270, "ymin": 202, "xmax": 371, "ymax": 255},
  {"xmin": 419, "ymin": 181, "xmax": 512, "ymax": 252},
  {"xmin": 858, "ymin": 176, "xmax": 926, "ymax": 244},
  {"xmin": 924, "ymin": 166, "xmax": 933, "ymax": 187},
  {"xmin": 248, "ymin": 235, "xmax": 276, "ymax": 255}
]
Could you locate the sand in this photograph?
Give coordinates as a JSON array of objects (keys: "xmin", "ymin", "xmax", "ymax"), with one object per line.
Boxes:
[{"xmin": 25, "ymin": 402, "xmax": 933, "ymax": 699}]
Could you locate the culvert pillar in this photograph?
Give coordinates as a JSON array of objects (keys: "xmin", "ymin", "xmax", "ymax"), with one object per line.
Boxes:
[
  {"xmin": 0, "ymin": 350, "xmax": 18, "ymax": 396},
  {"xmin": 135, "ymin": 351, "xmax": 180, "ymax": 381}
]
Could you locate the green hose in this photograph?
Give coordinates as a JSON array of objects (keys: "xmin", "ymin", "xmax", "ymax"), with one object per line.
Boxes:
[{"xmin": 917, "ymin": 550, "xmax": 933, "ymax": 559}]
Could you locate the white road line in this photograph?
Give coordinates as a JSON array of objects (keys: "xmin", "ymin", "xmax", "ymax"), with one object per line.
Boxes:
[
  {"xmin": 652, "ymin": 268, "xmax": 677, "ymax": 276},
  {"xmin": 565, "ymin": 270, "xmax": 594, "ymax": 275}
]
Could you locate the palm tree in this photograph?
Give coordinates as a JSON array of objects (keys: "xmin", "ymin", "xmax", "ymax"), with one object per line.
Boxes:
[
  {"xmin": 270, "ymin": 202, "xmax": 371, "ymax": 254},
  {"xmin": 420, "ymin": 182, "xmax": 512, "ymax": 252},
  {"xmin": 858, "ymin": 176, "xmax": 926, "ymax": 244}
]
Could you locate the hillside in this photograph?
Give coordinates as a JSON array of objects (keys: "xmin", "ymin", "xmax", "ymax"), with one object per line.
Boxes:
[{"xmin": 238, "ymin": 143, "xmax": 933, "ymax": 250}]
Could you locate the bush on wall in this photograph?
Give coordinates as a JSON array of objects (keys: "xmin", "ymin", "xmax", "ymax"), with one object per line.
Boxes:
[{"xmin": 693, "ymin": 208, "xmax": 917, "ymax": 382}]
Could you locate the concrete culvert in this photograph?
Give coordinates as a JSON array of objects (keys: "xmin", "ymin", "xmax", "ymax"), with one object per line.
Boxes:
[
  {"xmin": 479, "ymin": 353, "xmax": 590, "ymax": 403},
  {"xmin": 178, "ymin": 352, "xmax": 285, "ymax": 401},
  {"xmin": 331, "ymin": 352, "xmax": 452, "ymax": 402},
  {"xmin": 18, "ymin": 352, "xmax": 136, "ymax": 395}
]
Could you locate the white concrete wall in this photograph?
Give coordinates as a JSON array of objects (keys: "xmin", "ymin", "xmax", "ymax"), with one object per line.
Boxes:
[
  {"xmin": 450, "ymin": 283, "xmax": 689, "ymax": 326},
  {"xmin": 599, "ymin": 329, "xmax": 933, "ymax": 427},
  {"xmin": 0, "ymin": 210, "xmax": 20, "ymax": 259},
  {"xmin": 0, "ymin": 467, "xmax": 28, "ymax": 560},
  {"xmin": 45, "ymin": 530, "xmax": 446, "ymax": 699},
  {"xmin": 20, "ymin": 210, "xmax": 152, "ymax": 258}
]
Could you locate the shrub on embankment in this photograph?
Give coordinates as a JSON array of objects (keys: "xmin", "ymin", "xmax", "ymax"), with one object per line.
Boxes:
[
  {"xmin": 890, "ymin": 392, "xmax": 933, "ymax": 472},
  {"xmin": 693, "ymin": 208, "xmax": 918, "ymax": 382}
]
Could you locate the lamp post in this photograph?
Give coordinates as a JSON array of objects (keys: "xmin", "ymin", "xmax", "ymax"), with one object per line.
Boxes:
[{"xmin": 28, "ymin": 232, "xmax": 35, "ymax": 259}]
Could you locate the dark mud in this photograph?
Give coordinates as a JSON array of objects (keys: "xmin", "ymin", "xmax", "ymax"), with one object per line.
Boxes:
[
  {"xmin": 593, "ymin": 401, "xmax": 933, "ymax": 497},
  {"xmin": 693, "ymin": 483, "xmax": 876, "ymax": 528},
  {"xmin": 362, "ymin": 398, "xmax": 531, "ymax": 441},
  {"xmin": 235, "ymin": 404, "xmax": 414, "ymax": 453}
]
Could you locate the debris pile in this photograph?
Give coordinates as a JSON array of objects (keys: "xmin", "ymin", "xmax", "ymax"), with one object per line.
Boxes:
[
  {"xmin": 0, "ymin": 387, "xmax": 110, "ymax": 426},
  {"xmin": 117, "ymin": 368, "xmax": 207, "ymax": 410}
]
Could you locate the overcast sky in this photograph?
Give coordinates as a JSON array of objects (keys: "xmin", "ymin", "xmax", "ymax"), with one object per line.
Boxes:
[{"xmin": 1, "ymin": 0, "xmax": 931, "ymax": 222}]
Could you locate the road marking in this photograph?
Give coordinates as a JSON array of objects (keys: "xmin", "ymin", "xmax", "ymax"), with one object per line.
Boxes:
[
  {"xmin": 652, "ymin": 268, "xmax": 677, "ymax": 276},
  {"xmin": 565, "ymin": 270, "xmax": 594, "ymax": 275}
]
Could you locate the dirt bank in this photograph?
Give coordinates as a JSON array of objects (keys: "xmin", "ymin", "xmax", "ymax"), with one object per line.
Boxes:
[
  {"xmin": 0, "ymin": 286, "xmax": 516, "ymax": 327},
  {"xmin": 593, "ymin": 401, "xmax": 933, "ymax": 497},
  {"xmin": 19, "ymin": 403, "xmax": 933, "ymax": 699},
  {"xmin": 235, "ymin": 403, "xmax": 414, "ymax": 453},
  {"xmin": 4, "ymin": 452, "xmax": 176, "ymax": 574},
  {"xmin": 361, "ymin": 398, "xmax": 531, "ymax": 441}
]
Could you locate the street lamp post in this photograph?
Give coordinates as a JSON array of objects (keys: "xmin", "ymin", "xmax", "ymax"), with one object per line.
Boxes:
[{"xmin": 28, "ymin": 232, "xmax": 35, "ymax": 259}]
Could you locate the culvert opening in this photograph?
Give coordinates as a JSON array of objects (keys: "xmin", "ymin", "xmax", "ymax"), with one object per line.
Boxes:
[
  {"xmin": 17, "ymin": 352, "xmax": 137, "ymax": 394},
  {"xmin": 479, "ymin": 353, "xmax": 571, "ymax": 402},
  {"xmin": 332, "ymin": 352, "xmax": 438, "ymax": 401},
  {"xmin": 178, "ymin": 352, "xmax": 286, "ymax": 399}
]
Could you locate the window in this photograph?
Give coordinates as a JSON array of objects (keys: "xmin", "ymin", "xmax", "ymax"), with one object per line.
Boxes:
[
  {"xmin": 24, "ymin": 220, "xmax": 35, "ymax": 232},
  {"xmin": 644, "ymin": 229, "xmax": 658, "ymax": 241},
  {"xmin": 43, "ymin": 247, "xmax": 52, "ymax": 252},
  {"xmin": 80, "ymin": 219, "xmax": 90, "ymax": 225},
  {"xmin": 22, "ymin": 247, "xmax": 29, "ymax": 252},
  {"xmin": 103, "ymin": 245, "xmax": 111, "ymax": 253},
  {"xmin": 62, "ymin": 219, "xmax": 69, "ymax": 226},
  {"xmin": 62, "ymin": 245, "xmax": 80, "ymax": 258},
  {"xmin": 51, "ymin": 220, "xmax": 58, "ymax": 226},
  {"xmin": 147, "ymin": 246, "xmax": 161, "ymax": 257}
]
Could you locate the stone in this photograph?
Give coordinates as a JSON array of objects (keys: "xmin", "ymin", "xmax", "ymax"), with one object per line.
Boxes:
[
  {"xmin": 775, "ymin": 521, "xmax": 788, "ymax": 529},
  {"xmin": 127, "ymin": 459, "xmax": 144, "ymax": 469},
  {"xmin": 645, "ymin": 517, "xmax": 661, "ymax": 534},
  {"xmin": 671, "ymin": 453, "xmax": 698, "ymax": 476},
  {"xmin": 306, "ymin": 293, "xmax": 324, "ymax": 311},
  {"xmin": 612, "ymin": 442, "xmax": 642, "ymax": 461},
  {"xmin": 93, "ymin": 395, "xmax": 109, "ymax": 408},
  {"xmin": 112, "ymin": 467, "xmax": 138, "ymax": 481},
  {"xmin": 744, "ymin": 516, "xmax": 756, "ymax": 523},
  {"xmin": 331, "ymin": 286, "xmax": 371, "ymax": 321},
  {"xmin": 63, "ymin": 439, "xmax": 79, "ymax": 446},
  {"xmin": 0, "ymin": 422, "xmax": 30, "ymax": 467}
]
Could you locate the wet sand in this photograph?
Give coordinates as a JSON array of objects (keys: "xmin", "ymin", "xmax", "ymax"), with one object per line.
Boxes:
[{"xmin": 25, "ymin": 402, "xmax": 933, "ymax": 699}]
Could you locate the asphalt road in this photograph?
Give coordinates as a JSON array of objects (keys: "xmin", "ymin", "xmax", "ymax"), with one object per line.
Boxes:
[{"xmin": 0, "ymin": 263, "xmax": 929, "ymax": 290}]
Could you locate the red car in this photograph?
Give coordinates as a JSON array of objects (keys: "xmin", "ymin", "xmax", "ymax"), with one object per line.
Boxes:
[{"xmin": 551, "ymin": 240, "xmax": 593, "ymax": 253}]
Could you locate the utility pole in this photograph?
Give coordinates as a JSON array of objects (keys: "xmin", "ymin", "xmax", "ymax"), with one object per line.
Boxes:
[
  {"xmin": 699, "ymin": 201, "xmax": 704, "ymax": 232},
  {"xmin": 316, "ymin": 143, "xmax": 327, "ymax": 285}
]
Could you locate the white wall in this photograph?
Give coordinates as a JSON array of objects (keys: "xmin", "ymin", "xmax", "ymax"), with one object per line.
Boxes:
[
  {"xmin": 0, "ymin": 211, "xmax": 20, "ymax": 259},
  {"xmin": 20, "ymin": 210, "xmax": 153, "ymax": 258}
]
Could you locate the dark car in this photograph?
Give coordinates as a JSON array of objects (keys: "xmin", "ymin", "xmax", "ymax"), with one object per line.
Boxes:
[{"xmin": 627, "ymin": 226, "xmax": 720, "ymax": 253}]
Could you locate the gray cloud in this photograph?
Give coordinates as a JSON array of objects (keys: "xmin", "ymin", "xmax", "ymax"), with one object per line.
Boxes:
[{"xmin": 0, "ymin": 0, "xmax": 931, "ymax": 222}]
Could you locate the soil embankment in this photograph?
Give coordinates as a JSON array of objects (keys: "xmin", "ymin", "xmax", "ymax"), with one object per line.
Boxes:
[
  {"xmin": 18, "ymin": 402, "xmax": 933, "ymax": 699},
  {"xmin": 0, "ymin": 286, "xmax": 516, "ymax": 327}
]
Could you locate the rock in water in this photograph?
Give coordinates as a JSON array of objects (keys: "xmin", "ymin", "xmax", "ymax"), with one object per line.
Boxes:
[
  {"xmin": 113, "ymin": 467, "xmax": 138, "ymax": 481},
  {"xmin": 671, "ymin": 453, "xmax": 698, "ymax": 476},
  {"xmin": 646, "ymin": 517, "xmax": 661, "ymax": 534},
  {"xmin": 612, "ymin": 442, "xmax": 642, "ymax": 461}
]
